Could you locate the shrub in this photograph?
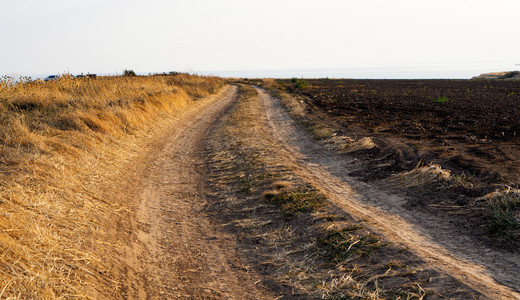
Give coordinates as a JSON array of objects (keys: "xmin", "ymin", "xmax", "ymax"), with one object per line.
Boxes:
[
  {"xmin": 123, "ymin": 69, "xmax": 136, "ymax": 76},
  {"xmin": 291, "ymin": 78, "xmax": 309, "ymax": 89},
  {"xmin": 500, "ymin": 71, "xmax": 520, "ymax": 79}
]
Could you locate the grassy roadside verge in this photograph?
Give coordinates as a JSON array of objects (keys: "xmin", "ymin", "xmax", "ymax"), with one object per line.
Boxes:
[
  {"xmin": 204, "ymin": 84, "xmax": 478, "ymax": 298},
  {"xmin": 0, "ymin": 74, "xmax": 224, "ymax": 298}
]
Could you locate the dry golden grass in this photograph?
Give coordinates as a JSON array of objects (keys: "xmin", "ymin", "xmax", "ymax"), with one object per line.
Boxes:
[
  {"xmin": 0, "ymin": 74, "xmax": 224, "ymax": 298},
  {"xmin": 324, "ymin": 134, "xmax": 377, "ymax": 153},
  {"xmin": 475, "ymin": 187, "xmax": 520, "ymax": 239},
  {"xmin": 386, "ymin": 161, "xmax": 451, "ymax": 188}
]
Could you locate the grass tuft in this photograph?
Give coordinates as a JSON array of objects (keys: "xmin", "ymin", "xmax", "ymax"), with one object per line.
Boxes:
[
  {"xmin": 291, "ymin": 78, "xmax": 309, "ymax": 89},
  {"xmin": 476, "ymin": 188, "xmax": 520, "ymax": 239},
  {"xmin": 309, "ymin": 124, "xmax": 335, "ymax": 140},
  {"xmin": 325, "ymin": 135, "xmax": 377, "ymax": 153},
  {"xmin": 432, "ymin": 95, "xmax": 449, "ymax": 103},
  {"xmin": 387, "ymin": 161, "xmax": 451, "ymax": 188},
  {"xmin": 318, "ymin": 226, "xmax": 381, "ymax": 263},
  {"xmin": 263, "ymin": 187, "xmax": 326, "ymax": 214},
  {"xmin": 273, "ymin": 180, "xmax": 293, "ymax": 190}
]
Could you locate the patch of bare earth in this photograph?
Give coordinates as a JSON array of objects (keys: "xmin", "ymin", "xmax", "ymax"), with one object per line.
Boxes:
[{"xmin": 254, "ymin": 86, "xmax": 520, "ymax": 299}]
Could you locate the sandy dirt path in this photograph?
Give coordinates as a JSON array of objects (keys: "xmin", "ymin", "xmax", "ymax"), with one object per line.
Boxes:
[
  {"xmin": 255, "ymin": 86, "xmax": 520, "ymax": 300},
  {"xmin": 116, "ymin": 86, "xmax": 272, "ymax": 299}
]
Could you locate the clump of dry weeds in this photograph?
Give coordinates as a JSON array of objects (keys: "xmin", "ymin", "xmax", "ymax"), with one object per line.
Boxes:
[
  {"xmin": 324, "ymin": 134, "xmax": 377, "ymax": 153},
  {"xmin": 386, "ymin": 161, "xmax": 451, "ymax": 188},
  {"xmin": 0, "ymin": 74, "xmax": 224, "ymax": 297},
  {"xmin": 474, "ymin": 187, "xmax": 520, "ymax": 240}
]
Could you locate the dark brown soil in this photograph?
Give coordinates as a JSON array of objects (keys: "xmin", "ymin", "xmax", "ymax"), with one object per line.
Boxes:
[
  {"xmin": 277, "ymin": 79, "xmax": 520, "ymax": 250},
  {"xmin": 286, "ymin": 80, "xmax": 519, "ymax": 140}
]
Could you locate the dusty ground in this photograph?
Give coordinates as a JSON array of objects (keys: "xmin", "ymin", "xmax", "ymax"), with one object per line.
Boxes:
[{"xmin": 93, "ymin": 84, "xmax": 519, "ymax": 298}]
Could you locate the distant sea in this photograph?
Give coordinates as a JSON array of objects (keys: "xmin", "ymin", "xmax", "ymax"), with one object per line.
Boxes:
[
  {"xmin": 201, "ymin": 63, "xmax": 519, "ymax": 79},
  {"xmin": 6, "ymin": 63, "xmax": 519, "ymax": 81}
]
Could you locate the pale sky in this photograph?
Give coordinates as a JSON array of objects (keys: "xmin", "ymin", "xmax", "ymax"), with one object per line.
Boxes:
[{"xmin": 1, "ymin": 0, "xmax": 519, "ymax": 78}]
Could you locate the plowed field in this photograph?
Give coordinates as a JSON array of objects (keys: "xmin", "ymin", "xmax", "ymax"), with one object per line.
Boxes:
[
  {"xmin": 286, "ymin": 79, "xmax": 520, "ymax": 141},
  {"xmin": 278, "ymin": 79, "xmax": 520, "ymax": 249}
]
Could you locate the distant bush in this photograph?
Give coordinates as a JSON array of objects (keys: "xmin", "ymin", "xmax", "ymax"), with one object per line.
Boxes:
[
  {"xmin": 150, "ymin": 71, "xmax": 181, "ymax": 77},
  {"xmin": 123, "ymin": 69, "xmax": 136, "ymax": 76},
  {"xmin": 291, "ymin": 78, "xmax": 309, "ymax": 89},
  {"xmin": 501, "ymin": 71, "xmax": 520, "ymax": 79}
]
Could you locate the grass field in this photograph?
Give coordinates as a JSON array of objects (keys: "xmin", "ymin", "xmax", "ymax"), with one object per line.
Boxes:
[{"xmin": 0, "ymin": 74, "xmax": 223, "ymax": 297}]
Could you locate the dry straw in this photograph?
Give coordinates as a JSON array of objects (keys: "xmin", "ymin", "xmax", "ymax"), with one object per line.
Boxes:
[
  {"xmin": 324, "ymin": 134, "xmax": 376, "ymax": 153},
  {"xmin": 386, "ymin": 161, "xmax": 451, "ymax": 188}
]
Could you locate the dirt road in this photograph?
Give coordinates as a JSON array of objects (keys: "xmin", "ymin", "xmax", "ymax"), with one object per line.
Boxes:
[
  {"xmin": 112, "ymin": 86, "xmax": 272, "ymax": 299},
  {"xmin": 104, "ymin": 84, "xmax": 519, "ymax": 299}
]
